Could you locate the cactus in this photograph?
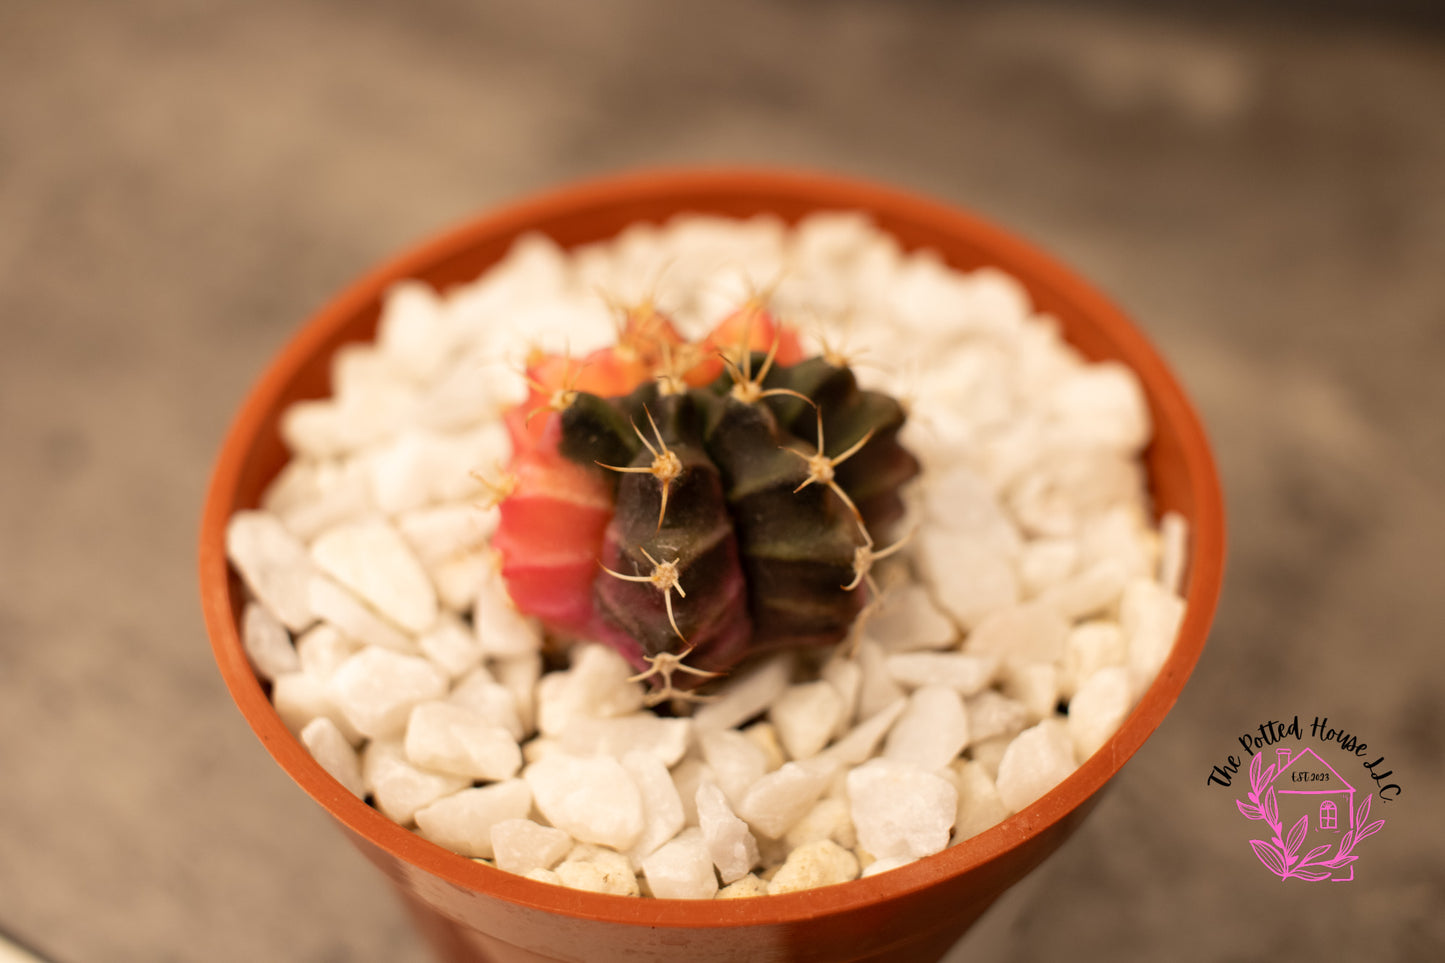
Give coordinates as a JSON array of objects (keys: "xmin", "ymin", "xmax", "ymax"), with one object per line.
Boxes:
[{"xmin": 494, "ymin": 297, "xmax": 919, "ymax": 702}]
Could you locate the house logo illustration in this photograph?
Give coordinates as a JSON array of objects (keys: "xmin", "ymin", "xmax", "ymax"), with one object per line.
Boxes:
[{"xmin": 1236, "ymin": 745, "xmax": 1385, "ymax": 882}]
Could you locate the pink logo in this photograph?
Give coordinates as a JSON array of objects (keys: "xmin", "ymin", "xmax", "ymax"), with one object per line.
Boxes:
[{"xmin": 1236, "ymin": 746, "xmax": 1385, "ymax": 882}]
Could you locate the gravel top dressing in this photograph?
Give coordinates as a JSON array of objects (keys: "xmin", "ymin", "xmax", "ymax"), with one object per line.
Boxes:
[{"xmin": 226, "ymin": 211, "xmax": 1187, "ymax": 900}]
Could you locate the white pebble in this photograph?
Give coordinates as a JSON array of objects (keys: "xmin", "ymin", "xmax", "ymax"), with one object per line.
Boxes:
[
  {"xmin": 1009, "ymin": 450, "xmax": 1143, "ymax": 539},
  {"xmin": 536, "ymin": 645, "xmax": 644, "ymax": 737},
  {"xmin": 784, "ymin": 797, "xmax": 857, "ymax": 851},
  {"xmin": 696, "ymin": 783, "xmax": 760, "ymax": 884},
  {"xmin": 364, "ymin": 429, "xmax": 474, "ymax": 515},
  {"xmin": 430, "ymin": 550, "xmax": 494, "ymax": 614},
  {"xmin": 717, "ymin": 874, "xmax": 770, "ymax": 899},
  {"xmin": 267, "ymin": 457, "xmax": 374, "ymax": 543},
  {"xmin": 919, "ymin": 464, "xmax": 1022, "ymax": 557},
  {"xmin": 692, "ymin": 653, "xmax": 793, "ymax": 732},
  {"xmin": 820, "ymin": 699, "xmax": 907, "ymax": 767},
  {"xmin": 561, "ymin": 713, "xmax": 691, "ymax": 767},
  {"xmin": 1044, "ymin": 362, "xmax": 1151, "ymax": 453},
  {"xmin": 742, "ymin": 721, "xmax": 787, "ymax": 773},
  {"xmin": 1121, "ymin": 577, "xmax": 1186, "ymax": 697},
  {"xmin": 769, "ymin": 682, "xmax": 844, "ymax": 761},
  {"xmin": 641, "ymin": 828, "xmax": 717, "ymax": 900},
  {"xmin": 967, "ymin": 735, "xmax": 1012, "ymax": 782},
  {"xmin": 1059, "ymin": 621, "xmax": 1127, "ymax": 699},
  {"xmin": 847, "ymin": 758, "xmax": 957, "ymax": 861},
  {"xmin": 396, "ymin": 502, "xmax": 497, "ymax": 568},
  {"xmin": 362, "ymin": 739, "xmax": 468, "ymax": 825},
  {"xmin": 669, "ymin": 755, "xmax": 714, "ymax": 827},
  {"xmin": 854, "ymin": 640, "xmax": 906, "ymax": 720},
  {"xmin": 473, "ymin": 569, "xmax": 544, "ymax": 657},
  {"xmin": 404, "ymin": 702, "xmax": 521, "ymax": 781},
  {"xmin": 310, "ymin": 518, "xmax": 438, "ymax": 634},
  {"xmin": 860, "ymin": 582, "xmax": 957, "ymax": 652},
  {"xmin": 242, "ymin": 601, "xmax": 298, "ymax": 681},
  {"xmin": 950, "ymin": 760, "xmax": 1012, "ymax": 842},
  {"xmin": 226, "ymin": 511, "xmax": 318, "ymax": 632},
  {"xmin": 281, "ymin": 375, "xmax": 416, "ymax": 459},
  {"xmin": 417, "ymin": 614, "xmax": 483, "ymax": 679},
  {"xmin": 490, "ymin": 818, "xmax": 573, "ymax": 876},
  {"xmin": 522, "ymin": 737, "xmax": 566, "ymax": 766},
  {"xmin": 884, "ymin": 652, "xmax": 997, "ymax": 696},
  {"xmin": 995, "ymin": 719, "xmax": 1077, "ymax": 813},
  {"xmin": 327, "ymin": 647, "xmax": 448, "ymax": 740},
  {"xmin": 883, "ymin": 685, "xmax": 970, "ymax": 771},
  {"xmin": 555, "ymin": 848, "xmax": 640, "ymax": 897},
  {"xmin": 299, "ymin": 717, "xmax": 364, "ymax": 797},
  {"xmin": 491, "ymin": 652, "xmax": 542, "ymax": 738},
  {"xmin": 308, "ymin": 576, "xmax": 415, "ymax": 654},
  {"xmin": 295, "ymin": 623, "xmax": 359, "ymax": 680},
  {"xmin": 413, "ymin": 780, "xmax": 533, "ymax": 858},
  {"xmin": 969, "ymin": 266, "xmax": 1032, "ymax": 330},
  {"xmin": 1068, "ymin": 667, "xmax": 1133, "ymax": 760},
  {"xmin": 820, "ymin": 656, "xmax": 863, "ymax": 734},
  {"xmin": 861, "ymin": 856, "xmax": 916, "ymax": 878},
  {"xmin": 918, "ymin": 534, "xmax": 1019, "ymax": 629},
  {"xmin": 375, "ymin": 280, "xmax": 454, "ymax": 383},
  {"xmin": 271, "ymin": 671, "xmax": 362, "ymax": 744},
  {"xmin": 697, "ymin": 728, "xmax": 769, "ymax": 808},
  {"xmin": 1079, "ymin": 505, "xmax": 1158, "ymax": 578},
  {"xmin": 737, "ymin": 758, "xmax": 837, "ymax": 840},
  {"xmin": 1017, "ymin": 537, "xmax": 1080, "ymax": 598},
  {"xmin": 1033, "ymin": 559, "xmax": 1128, "ymax": 622},
  {"xmin": 621, "ymin": 750, "xmax": 686, "ymax": 869},
  {"xmin": 767, "ymin": 839, "xmax": 859, "ymax": 894},
  {"xmin": 964, "ymin": 604, "xmax": 1069, "ymax": 669},
  {"xmin": 524, "ymin": 753, "xmax": 644, "ymax": 850},
  {"xmin": 1158, "ymin": 511, "xmax": 1189, "ymax": 596},
  {"xmin": 448, "ymin": 668, "xmax": 525, "ymax": 741},
  {"xmin": 965, "ymin": 691, "xmax": 1030, "ymax": 744},
  {"xmin": 1002, "ymin": 662, "xmax": 1061, "ymax": 723}
]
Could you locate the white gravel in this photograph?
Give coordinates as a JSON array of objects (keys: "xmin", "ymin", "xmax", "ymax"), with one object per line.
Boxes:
[{"xmin": 227, "ymin": 212, "xmax": 1189, "ymax": 898}]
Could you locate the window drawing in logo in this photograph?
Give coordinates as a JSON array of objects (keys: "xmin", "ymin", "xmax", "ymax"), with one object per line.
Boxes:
[{"xmin": 1236, "ymin": 747, "xmax": 1385, "ymax": 881}]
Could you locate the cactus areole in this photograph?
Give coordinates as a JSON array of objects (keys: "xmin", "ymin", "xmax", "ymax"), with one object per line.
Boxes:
[{"xmin": 493, "ymin": 299, "xmax": 920, "ymax": 703}]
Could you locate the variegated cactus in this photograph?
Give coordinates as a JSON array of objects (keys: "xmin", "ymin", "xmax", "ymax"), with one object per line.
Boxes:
[{"xmin": 492, "ymin": 297, "xmax": 919, "ymax": 702}]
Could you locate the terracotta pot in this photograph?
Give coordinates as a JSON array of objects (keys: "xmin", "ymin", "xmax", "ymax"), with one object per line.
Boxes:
[{"xmin": 199, "ymin": 168, "xmax": 1225, "ymax": 963}]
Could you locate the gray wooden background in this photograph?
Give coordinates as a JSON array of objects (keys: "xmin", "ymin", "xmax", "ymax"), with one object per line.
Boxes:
[{"xmin": 2, "ymin": 1, "xmax": 1441, "ymax": 960}]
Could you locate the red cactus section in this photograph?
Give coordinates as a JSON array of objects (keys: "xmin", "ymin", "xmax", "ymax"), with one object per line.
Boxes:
[
  {"xmin": 686, "ymin": 299, "xmax": 806, "ymax": 386},
  {"xmin": 494, "ymin": 412, "xmax": 613, "ymax": 638},
  {"xmin": 507, "ymin": 347, "xmax": 652, "ymax": 450}
]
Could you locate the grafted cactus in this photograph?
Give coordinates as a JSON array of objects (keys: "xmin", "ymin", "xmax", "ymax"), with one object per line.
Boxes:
[{"xmin": 494, "ymin": 299, "xmax": 919, "ymax": 701}]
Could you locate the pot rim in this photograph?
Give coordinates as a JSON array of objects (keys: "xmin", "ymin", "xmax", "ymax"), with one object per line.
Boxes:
[{"xmin": 199, "ymin": 165, "xmax": 1225, "ymax": 928}]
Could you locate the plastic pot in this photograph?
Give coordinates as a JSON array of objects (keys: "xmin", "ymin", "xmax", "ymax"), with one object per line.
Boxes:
[{"xmin": 199, "ymin": 167, "xmax": 1225, "ymax": 963}]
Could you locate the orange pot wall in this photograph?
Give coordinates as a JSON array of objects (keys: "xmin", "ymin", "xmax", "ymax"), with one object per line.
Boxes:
[{"xmin": 200, "ymin": 168, "xmax": 1225, "ymax": 963}]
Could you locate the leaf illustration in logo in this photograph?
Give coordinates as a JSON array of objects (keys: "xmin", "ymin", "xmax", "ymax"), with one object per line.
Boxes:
[
  {"xmin": 1250, "ymin": 839, "xmax": 1288, "ymax": 878},
  {"xmin": 1263, "ymin": 786, "xmax": 1280, "ymax": 827},
  {"xmin": 1357, "ymin": 819, "xmax": 1385, "ymax": 844},
  {"xmin": 1301, "ymin": 843, "xmax": 1332, "ymax": 865},
  {"xmin": 1249, "ymin": 752, "xmax": 1264, "ymax": 791},
  {"xmin": 1285, "ymin": 815, "xmax": 1308, "ymax": 859},
  {"xmin": 1355, "ymin": 793, "xmax": 1371, "ymax": 829},
  {"xmin": 1236, "ymin": 799, "xmax": 1265, "ymax": 820},
  {"xmin": 1293, "ymin": 868, "xmax": 1332, "ymax": 882}
]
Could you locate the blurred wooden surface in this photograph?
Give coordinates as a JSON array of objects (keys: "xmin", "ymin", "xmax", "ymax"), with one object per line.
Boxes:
[{"xmin": 1, "ymin": 2, "xmax": 1441, "ymax": 960}]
